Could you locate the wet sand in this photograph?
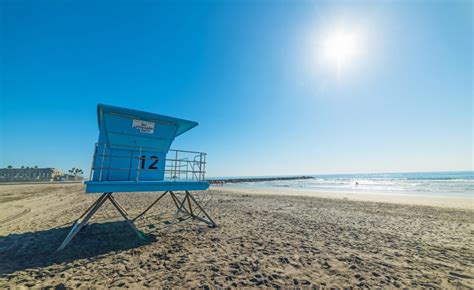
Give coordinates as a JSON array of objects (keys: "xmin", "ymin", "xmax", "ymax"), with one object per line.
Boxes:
[
  {"xmin": 218, "ymin": 185, "xmax": 474, "ymax": 209},
  {"xmin": 0, "ymin": 183, "xmax": 472, "ymax": 288}
]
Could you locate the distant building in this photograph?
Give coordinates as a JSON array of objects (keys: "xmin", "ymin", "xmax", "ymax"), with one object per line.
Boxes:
[
  {"xmin": 62, "ymin": 174, "xmax": 84, "ymax": 181},
  {"xmin": 0, "ymin": 167, "xmax": 63, "ymax": 182}
]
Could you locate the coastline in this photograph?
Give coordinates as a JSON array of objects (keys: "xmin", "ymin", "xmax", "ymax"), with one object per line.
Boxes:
[{"xmin": 214, "ymin": 185, "xmax": 474, "ymax": 210}]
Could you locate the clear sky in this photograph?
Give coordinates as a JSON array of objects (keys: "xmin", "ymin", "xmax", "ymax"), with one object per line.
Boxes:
[{"xmin": 0, "ymin": 0, "xmax": 472, "ymax": 177}]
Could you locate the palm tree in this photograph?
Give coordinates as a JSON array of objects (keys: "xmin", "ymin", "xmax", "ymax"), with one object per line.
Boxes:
[{"xmin": 68, "ymin": 168, "xmax": 83, "ymax": 178}]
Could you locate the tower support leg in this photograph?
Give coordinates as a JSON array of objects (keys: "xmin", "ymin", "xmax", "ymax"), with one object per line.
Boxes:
[
  {"xmin": 57, "ymin": 192, "xmax": 144, "ymax": 251},
  {"xmin": 57, "ymin": 190, "xmax": 216, "ymax": 251},
  {"xmin": 107, "ymin": 194, "xmax": 144, "ymax": 239},
  {"xmin": 185, "ymin": 190, "xmax": 217, "ymax": 228},
  {"xmin": 170, "ymin": 191, "xmax": 217, "ymax": 228},
  {"xmin": 133, "ymin": 191, "xmax": 168, "ymax": 222}
]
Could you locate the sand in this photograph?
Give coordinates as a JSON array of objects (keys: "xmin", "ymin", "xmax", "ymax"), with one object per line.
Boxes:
[
  {"xmin": 0, "ymin": 183, "xmax": 472, "ymax": 288},
  {"xmin": 218, "ymin": 185, "xmax": 474, "ymax": 209}
]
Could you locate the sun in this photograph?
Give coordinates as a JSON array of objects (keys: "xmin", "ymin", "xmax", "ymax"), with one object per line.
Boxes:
[{"xmin": 321, "ymin": 28, "xmax": 361, "ymax": 75}]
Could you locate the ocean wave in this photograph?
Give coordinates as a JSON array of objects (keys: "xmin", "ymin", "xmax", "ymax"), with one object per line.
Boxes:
[{"xmin": 235, "ymin": 172, "xmax": 474, "ymax": 197}]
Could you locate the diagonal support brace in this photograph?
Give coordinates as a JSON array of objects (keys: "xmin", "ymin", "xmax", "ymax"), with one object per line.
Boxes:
[{"xmin": 57, "ymin": 192, "xmax": 144, "ymax": 251}]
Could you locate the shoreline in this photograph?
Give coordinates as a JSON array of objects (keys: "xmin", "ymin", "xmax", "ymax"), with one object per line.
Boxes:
[{"xmin": 214, "ymin": 185, "xmax": 474, "ymax": 210}]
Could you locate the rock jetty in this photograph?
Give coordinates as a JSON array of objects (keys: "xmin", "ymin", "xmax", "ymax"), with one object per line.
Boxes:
[{"xmin": 207, "ymin": 176, "xmax": 313, "ymax": 185}]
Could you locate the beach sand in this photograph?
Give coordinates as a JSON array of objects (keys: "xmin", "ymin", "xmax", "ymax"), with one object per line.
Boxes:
[
  {"xmin": 0, "ymin": 183, "xmax": 472, "ymax": 288},
  {"xmin": 218, "ymin": 185, "xmax": 474, "ymax": 209}
]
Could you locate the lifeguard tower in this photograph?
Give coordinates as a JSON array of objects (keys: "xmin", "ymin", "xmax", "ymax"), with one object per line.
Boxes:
[{"xmin": 58, "ymin": 104, "xmax": 215, "ymax": 251}]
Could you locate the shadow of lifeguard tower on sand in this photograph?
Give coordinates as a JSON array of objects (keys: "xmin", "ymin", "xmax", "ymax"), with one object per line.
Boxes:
[{"xmin": 58, "ymin": 104, "xmax": 215, "ymax": 251}]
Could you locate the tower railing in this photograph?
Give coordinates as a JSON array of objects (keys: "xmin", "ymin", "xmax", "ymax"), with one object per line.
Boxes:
[
  {"xmin": 89, "ymin": 143, "xmax": 207, "ymax": 182},
  {"xmin": 165, "ymin": 149, "xmax": 207, "ymax": 181}
]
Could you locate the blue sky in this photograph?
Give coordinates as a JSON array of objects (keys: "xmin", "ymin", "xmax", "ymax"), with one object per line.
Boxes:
[{"xmin": 0, "ymin": 0, "xmax": 472, "ymax": 177}]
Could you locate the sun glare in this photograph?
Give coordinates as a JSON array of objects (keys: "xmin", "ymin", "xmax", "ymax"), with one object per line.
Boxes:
[{"xmin": 321, "ymin": 28, "xmax": 361, "ymax": 75}]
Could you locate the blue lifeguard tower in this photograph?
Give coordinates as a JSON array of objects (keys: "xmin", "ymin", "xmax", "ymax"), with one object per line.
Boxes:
[{"xmin": 58, "ymin": 104, "xmax": 215, "ymax": 251}]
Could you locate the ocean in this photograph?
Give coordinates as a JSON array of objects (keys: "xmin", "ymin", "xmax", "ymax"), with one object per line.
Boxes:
[{"xmin": 221, "ymin": 171, "xmax": 474, "ymax": 198}]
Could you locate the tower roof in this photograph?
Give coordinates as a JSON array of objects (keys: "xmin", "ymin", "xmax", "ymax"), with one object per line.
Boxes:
[{"xmin": 97, "ymin": 104, "xmax": 198, "ymax": 137}]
